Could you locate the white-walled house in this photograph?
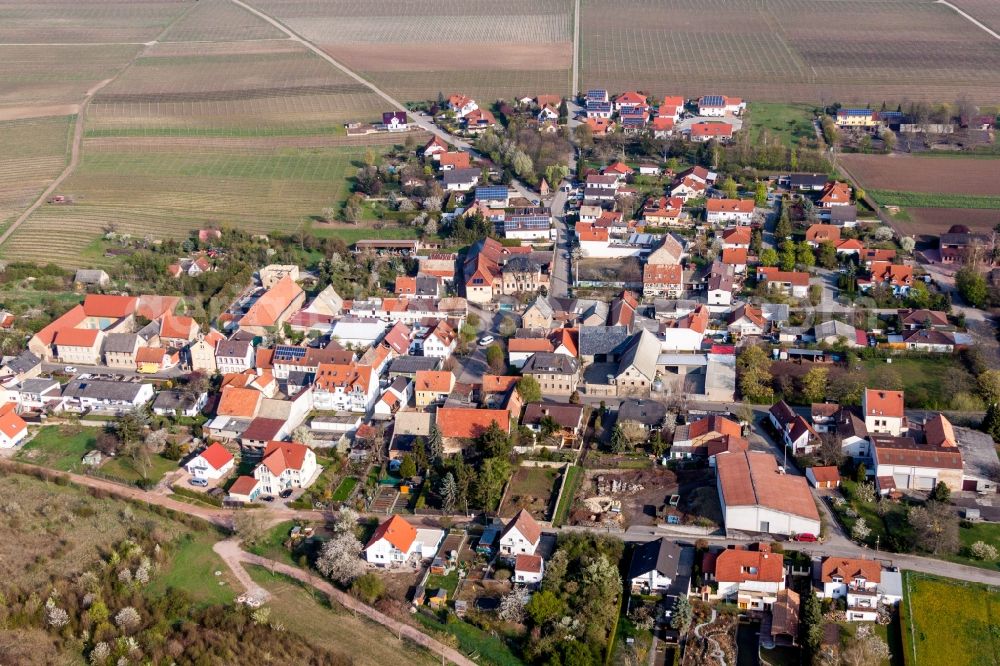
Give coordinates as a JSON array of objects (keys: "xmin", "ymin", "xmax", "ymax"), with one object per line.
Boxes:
[
  {"xmin": 703, "ymin": 544, "xmax": 784, "ymax": 611},
  {"xmin": 817, "ymin": 557, "xmax": 890, "ymax": 622},
  {"xmin": 364, "ymin": 515, "xmax": 418, "ymax": 566},
  {"xmin": 499, "ymin": 509, "xmax": 541, "ymax": 556},
  {"xmin": 628, "ymin": 538, "xmax": 691, "ymax": 595},
  {"xmin": 862, "ymin": 388, "xmax": 906, "ymax": 436},
  {"xmin": 0, "ymin": 404, "xmax": 28, "ymax": 448},
  {"xmin": 253, "ymin": 441, "xmax": 318, "ymax": 494},
  {"xmin": 514, "ymin": 554, "xmax": 545, "ymax": 586},
  {"xmin": 313, "ymin": 363, "xmax": 379, "ymax": 414},
  {"xmin": 185, "ymin": 442, "xmax": 235, "ymax": 480}
]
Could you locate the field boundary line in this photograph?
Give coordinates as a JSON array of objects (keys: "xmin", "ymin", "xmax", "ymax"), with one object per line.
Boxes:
[
  {"xmin": 937, "ymin": 0, "xmax": 1000, "ymax": 41},
  {"xmin": 572, "ymin": 0, "xmax": 580, "ymax": 96}
]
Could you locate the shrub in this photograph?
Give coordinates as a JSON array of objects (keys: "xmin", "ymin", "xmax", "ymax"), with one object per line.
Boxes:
[{"xmin": 970, "ymin": 540, "xmax": 999, "ymax": 561}]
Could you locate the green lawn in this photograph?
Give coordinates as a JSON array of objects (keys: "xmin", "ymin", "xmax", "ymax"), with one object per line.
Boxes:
[
  {"xmin": 147, "ymin": 532, "xmax": 235, "ymax": 606},
  {"xmin": 939, "ymin": 522, "xmax": 1000, "ymax": 573},
  {"xmin": 901, "ymin": 572, "xmax": 1000, "ymax": 666},
  {"xmin": 425, "ymin": 570, "xmax": 460, "ymax": 600},
  {"xmin": 414, "ymin": 611, "xmax": 525, "ymax": 666},
  {"xmin": 306, "ymin": 224, "xmax": 421, "ymax": 244},
  {"xmin": 861, "ymin": 356, "xmax": 962, "ymax": 409},
  {"xmin": 332, "ymin": 476, "xmax": 359, "ymax": 502},
  {"xmin": 747, "ymin": 102, "xmax": 819, "ymax": 148},
  {"xmin": 100, "ymin": 452, "xmax": 177, "ymax": 484},
  {"xmin": 15, "ymin": 426, "xmax": 96, "ymax": 471},
  {"xmin": 553, "ymin": 465, "xmax": 582, "ymax": 526},
  {"xmin": 247, "ymin": 520, "xmax": 303, "ymax": 567},
  {"xmin": 868, "ymin": 190, "xmax": 1000, "ymax": 209}
]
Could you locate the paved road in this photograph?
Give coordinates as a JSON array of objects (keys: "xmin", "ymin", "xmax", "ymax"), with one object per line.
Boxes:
[{"xmin": 215, "ymin": 538, "xmax": 477, "ymax": 666}]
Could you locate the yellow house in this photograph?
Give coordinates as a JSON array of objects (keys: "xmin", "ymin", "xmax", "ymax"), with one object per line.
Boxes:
[{"xmin": 414, "ymin": 370, "xmax": 455, "ymax": 407}]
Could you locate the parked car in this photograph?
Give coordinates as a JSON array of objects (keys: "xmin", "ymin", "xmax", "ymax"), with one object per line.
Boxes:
[
  {"xmin": 188, "ymin": 478, "xmax": 208, "ymax": 487},
  {"xmin": 793, "ymin": 533, "xmax": 818, "ymax": 542},
  {"xmin": 279, "ymin": 489, "xmax": 293, "ymax": 499},
  {"xmin": 261, "ymin": 495, "xmax": 275, "ymax": 502},
  {"xmin": 478, "ymin": 335, "xmax": 495, "ymax": 346},
  {"xmin": 64, "ymin": 366, "xmax": 78, "ymax": 374}
]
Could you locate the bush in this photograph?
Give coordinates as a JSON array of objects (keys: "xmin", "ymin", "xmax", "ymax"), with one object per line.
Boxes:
[{"xmin": 970, "ymin": 540, "xmax": 999, "ymax": 561}]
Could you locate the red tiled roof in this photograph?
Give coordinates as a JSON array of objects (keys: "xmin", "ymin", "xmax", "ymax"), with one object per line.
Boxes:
[
  {"xmin": 365, "ymin": 514, "xmax": 417, "ymax": 553},
  {"xmin": 415, "ymin": 370, "xmax": 454, "ymax": 393},
  {"xmin": 160, "ymin": 314, "xmax": 196, "ymax": 341},
  {"xmin": 716, "ymin": 451, "xmax": 820, "ymax": 521},
  {"xmin": 757, "ymin": 267, "xmax": 810, "ymax": 287},
  {"xmin": 217, "ymin": 386, "xmax": 262, "ymax": 418},
  {"xmin": 809, "ymin": 466, "xmax": 841, "ymax": 483},
  {"xmin": 707, "ymin": 199, "xmax": 754, "ymax": 214},
  {"xmin": 482, "ymin": 375, "xmax": 519, "ymax": 393},
  {"xmin": 924, "ymin": 414, "xmax": 957, "ymax": 448},
  {"xmin": 805, "ymin": 224, "xmax": 841, "ymax": 243},
  {"xmin": 721, "ymin": 226, "xmax": 752, "ymax": 245},
  {"xmin": 437, "ymin": 407, "xmax": 509, "ymax": 439},
  {"xmin": 691, "ymin": 122, "xmax": 733, "ymax": 138},
  {"xmin": 83, "ymin": 294, "xmax": 136, "ymax": 319},
  {"xmin": 864, "ymin": 388, "xmax": 904, "ymax": 418},
  {"xmin": 689, "ymin": 415, "xmax": 742, "ymax": 440},
  {"xmin": 714, "ymin": 546, "xmax": 784, "ymax": 583},
  {"xmin": 0, "ymin": 406, "xmax": 26, "ymax": 440},
  {"xmin": 229, "ymin": 475, "xmax": 259, "ymax": 495},
  {"xmin": 262, "ymin": 440, "xmax": 310, "ymax": 474},
  {"xmin": 643, "ymin": 264, "xmax": 683, "ymax": 285},
  {"xmin": 576, "ymin": 222, "xmax": 608, "ymax": 243},
  {"xmin": 135, "ymin": 347, "xmax": 165, "ymax": 364},
  {"xmin": 508, "ymin": 338, "xmax": 555, "ymax": 353},
  {"xmin": 515, "ymin": 553, "xmax": 543, "ymax": 573},
  {"xmin": 819, "ymin": 181, "xmax": 852, "ymax": 205},
  {"xmin": 503, "ymin": 508, "xmax": 541, "ymax": 545},
  {"xmin": 54, "ymin": 327, "xmax": 101, "ymax": 348},
  {"xmin": 821, "ymin": 557, "xmax": 881, "ymax": 584},
  {"xmin": 721, "ymin": 248, "xmax": 748, "ymax": 265},
  {"xmin": 241, "ymin": 275, "xmax": 303, "ymax": 328},
  {"xmin": 199, "ymin": 442, "xmax": 233, "ymax": 471},
  {"xmin": 439, "ymin": 152, "xmax": 471, "ymax": 169}
]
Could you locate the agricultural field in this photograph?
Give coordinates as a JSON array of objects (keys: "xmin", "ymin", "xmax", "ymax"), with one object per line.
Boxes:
[
  {"xmin": 951, "ymin": 0, "xmax": 1000, "ymax": 34},
  {"xmin": 902, "ymin": 572, "xmax": 1000, "ymax": 666},
  {"xmin": 579, "ymin": 0, "xmax": 1000, "ymax": 104},
  {"xmin": 0, "ymin": 115, "xmax": 72, "ymax": 227},
  {"xmin": 747, "ymin": 102, "xmax": 819, "ymax": 148},
  {"xmin": 900, "ymin": 208, "xmax": 1000, "ymax": 239},
  {"xmin": 246, "ymin": 0, "xmax": 574, "ymax": 102},
  {"xmin": 839, "ymin": 154, "xmax": 1000, "ymax": 196},
  {"xmin": 0, "ymin": 1, "xmax": 189, "ymax": 44},
  {"xmin": 158, "ymin": 0, "xmax": 286, "ymax": 43}
]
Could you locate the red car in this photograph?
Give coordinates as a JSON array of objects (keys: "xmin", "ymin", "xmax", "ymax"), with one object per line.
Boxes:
[{"xmin": 793, "ymin": 533, "xmax": 818, "ymax": 542}]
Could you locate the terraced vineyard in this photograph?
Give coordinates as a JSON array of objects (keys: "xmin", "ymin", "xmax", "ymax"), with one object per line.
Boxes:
[
  {"xmin": 247, "ymin": 0, "xmax": 575, "ymax": 102},
  {"xmin": 0, "ymin": 115, "xmax": 72, "ymax": 228},
  {"xmin": 580, "ymin": 0, "xmax": 1000, "ymax": 103}
]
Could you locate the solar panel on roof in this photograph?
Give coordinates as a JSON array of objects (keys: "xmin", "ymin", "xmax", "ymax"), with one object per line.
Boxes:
[
  {"xmin": 701, "ymin": 95, "xmax": 724, "ymax": 106},
  {"xmin": 274, "ymin": 345, "xmax": 306, "ymax": 360},
  {"xmin": 840, "ymin": 108, "xmax": 872, "ymax": 116}
]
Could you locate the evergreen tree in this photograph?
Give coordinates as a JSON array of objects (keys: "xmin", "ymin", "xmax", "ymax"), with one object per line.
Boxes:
[
  {"xmin": 610, "ymin": 424, "xmax": 628, "ymax": 453},
  {"xmin": 427, "ymin": 424, "xmax": 443, "ymax": 464},
  {"xmin": 439, "ymin": 472, "xmax": 458, "ymax": 513}
]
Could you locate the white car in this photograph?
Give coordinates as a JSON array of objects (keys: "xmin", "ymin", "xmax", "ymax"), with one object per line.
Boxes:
[
  {"xmin": 478, "ymin": 335, "xmax": 495, "ymax": 347},
  {"xmin": 64, "ymin": 366, "xmax": 78, "ymax": 374}
]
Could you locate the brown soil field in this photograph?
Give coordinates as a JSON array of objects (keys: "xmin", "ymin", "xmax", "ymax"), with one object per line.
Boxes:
[
  {"xmin": 951, "ymin": 0, "xmax": 1000, "ymax": 34},
  {"xmin": 323, "ymin": 43, "xmax": 571, "ymax": 73},
  {"xmin": 580, "ymin": 0, "xmax": 1000, "ymax": 104},
  {"xmin": 839, "ymin": 154, "xmax": 1000, "ymax": 196},
  {"xmin": 0, "ymin": 104, "xmax": 79, "ymax": 121},
  {"xmin": 83, "ymin": 130, "xmax": 430, "ymax": 152},
  {"xmin": 906, "ymin": 207, "xmax": 1000, "ymax": 237},
  {"xmin": 0, "ymin": 1, "xmax": 188, "ymax": 44}
]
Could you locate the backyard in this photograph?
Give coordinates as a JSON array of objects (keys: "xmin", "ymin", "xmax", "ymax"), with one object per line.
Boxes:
[
  {"xmin": 500, "ymin": 465, "xmax": 561, "ymax": 521},
  {"xmin": 552, "ymin": 465, "xmax": 583, "ymax": 526},
  {"xmin": 901, "ymin": 572, "xmax": 1000, "ymax": 666},
  {"xmin": 860, "ymin": 356, "xmax": 964, "ymax": 409},
  {"xmin": 15, "ymin": 425, "xmax": 95, "ymax": 471},
  {"xmin": 747, "ymin": 102, "xmax": 818, "ymax": 147}
]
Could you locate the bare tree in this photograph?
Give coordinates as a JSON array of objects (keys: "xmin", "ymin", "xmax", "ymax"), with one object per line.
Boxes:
[
  {"xmin": 233, "ymin": 510, "xmax": 266, "ymax": 547},
  {"xmin": 908, "ymin": 501, "xmax": 959, "ymax": 555}
]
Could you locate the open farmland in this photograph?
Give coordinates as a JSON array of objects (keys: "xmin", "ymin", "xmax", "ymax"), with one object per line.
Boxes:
[
  {"xmin": 839, "ymin": 154, "xmax": 1000, "ymax": 196},
  {"xmin": 0, "ymin": 1, "xmax": 188, "ymax": 44},
  {"xmin": 245, "ymin": 0, "xmax": 574, "ymax": 102},
  {"xmin": 580, "ymin": 0, "xmax": 1000, "ymax": 104},
  {"xmin": 951, "ymin": 0, "xmax": 1000, "ymax": 34},
  {"xmin": 902, "ymin": 572, "xmax": 1000, "ymax": 666},
  {"xmin": 159, "ymin": 0, "xmax": 286, "ymax": 43},
  {"xmin": 1, "ymin": 142, "xmax": 389, "ymax": 267},
  {"xmin": 905, "ymin": 208, "xmax": 1000, "ymax": 238},
  {"xmin": 0, "ymin": 115, "xmax": 72, "ymax": 227}
]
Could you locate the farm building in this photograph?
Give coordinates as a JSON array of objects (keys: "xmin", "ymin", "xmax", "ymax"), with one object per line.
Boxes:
[{"xmin": 716, "ymin": 451, "xmax": 821, "ymax": 538}]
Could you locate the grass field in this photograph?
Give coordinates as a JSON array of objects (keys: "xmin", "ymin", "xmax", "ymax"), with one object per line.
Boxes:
[
  {"xmin": 579, "ymin": 0, "xmax": 1000, "ymax": 104},
  {"xmin": 147, "ymin": 531, "xmax": 237, "ymax": 606},
  {"xmin": 415, "ymin": 611, "xmax": 525, "ymax": 666},
  {"xmin": 553, "ymin": 465, "xmax": 582, "ymax": 526},
  {"xmin": 861, "ymin": 356, "xmax": 961, "ymax": 409},
  {"xmin": 902, "ymin": 572, "xmax": 1000, "ymax": 666},
  {"xmin": 15, "ymin": 426, "xmax": 96, "ymax": 471},
  {"xmin": 247, "ymin": 520, "xmax": 302, "ymax": 567},
  {"xmin": 747, "ymin": 102, "xmax": 819, "ymax": 148},
  {"xmin": 332, "ymin": 476, "xmax": 359, "ymax": 502},
  {"xmin": 100, "ymin": 451, "xmax": 177, "ymax": 483},
  {"xmin": 0, "ymin": 471, "xmax": 191, "ymax": 588},
  {"xmin": 247, "ymin": 565, "xmax": 440, "ymax": 666},
  {"xmin": 868, "ymin": 190, "xmax": 1000, "ymax": 209},
  {"xmin": 940, "ymin": 522, "xmax": 1000, "ymax": 573}
]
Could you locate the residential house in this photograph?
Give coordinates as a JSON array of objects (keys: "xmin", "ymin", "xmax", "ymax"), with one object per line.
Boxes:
[
  {"xmin": 706, "ymin": 262, "xmax": 735, "ymax": 307},
  {"xmin": 835, "ymin": 239, "xmax": 864, "ymax": 257},
  {"xmin": 706, "ymin": 199, "xmax": 754, "ymax": 226},
  {"xmin": 671, "ymin": 415, "xmax": 745, "ymax": 460},
  {"xmin": 414, "ymin": 370, "xmax": 455, "ymax": 407},
  {"xmin": 521, "ymin": 352, "xmax": 579, "ymax": 396},
  {"xmin": 817, "ymin": 557, "xmax": 885, "ymax": 622},
  {"xmin": 646, "ymin": 233, "xmax": 685, "ymax": 266},
  {"xmin": 423, "ymin": 135, "xmax": 449, "ymax": 160},
  {"xmin": 660, "ymin": 305, "xmax": 708, "ymax": 352},
  {"xmin": 784, "ymin": 173, "xmax": 828, "ymax": 191},
  {"xmin": 438, "ymin": 151, "xmax": 471, "ymax": 171},
  {"xmin": 0, "ymin": 350, "xmax": 42, "ymax": 386},
  {"xmin": 901, "ymin": 328, "xmax": 955, "ymax": 353},
  {"xmin": 313, "ymin": 363, "xmax": 378, "ymax": 413},
  {"xmin": 521, "ymin": 402, "xmax": 585, "ymax": 445},
  {"xmin": 768, "ymin": 400, "xmax": 817, "ymax": 454},
  {"xmin": 228, "ymin": 475, "xmax": 262, "ymax": 503},
  {"xmin": 805, "ymin": 224, "xmax": 841, "ymax": 247},
  {"xmin": 29, "ymin": 293, "xmax": 139, "ymax": 361},
  {"xmin": 0, "ymin": 403, "xmax": 27, "ymax": 448},
  {"xmin": 499, "ymin": 509, "xmax": 541, "ymax": 556},
  {"xmin": 689, "ymin": 121, "xmax": 734, "ymax": 142},
  {"xmin": 628, "ymin": 538, "xmax": 691, "ymax": 595},
  {"xmin": 828, "ymin": 204, "xmax": 858, "ymax": 227},
  {"xmin": 215, "ymin": 338, "xmax": 254, "ymax": 374},
  {"xmin": 898, "ymin": 309, "xmax": 949, "ymax": 331},
  {"xmin": 442, "ymin": 168, "xmax": 480, "ymax": 192},
  {"xmin": 372, "ymin": 376, "xmax": 412, "ymax": 419},
  {"xmin": 715, "ymin": 451, "xmax": 822, "ymax": 537},
  {"xmin": 756, "ymin": 267, "xmax": 810, "ymax": 298},
  {"xmin": 54, "ymin": 329, "xmax": 104, "ymax": 365},
  {"xmin": 614, "ymin": 329, "xmax": 660, "ymax": 395},
  {"xmin": 769, "ymin": 589, "xmax": 801, "ymax": 646},
  {"xmin": 643, "ymin": 264, "xmax": 683, "ymax": 299},
  {"xmin": 382, "ymin": 111, "xmax": 408, "ymax": 131},
  {"xmin": 514, "ymin": 554, "xmax": 545, "ymax": 586},
  {"xmin": 185, "ymin": 442, "xmax": 235, "ymax": 480},
  {"xmin": 436, "ymin": 407, "xmax": 510, "ymax": 452},
  {"xmin": 814, "ymin": 319, "xmax": 865, "ymax": 347},
  {"xmin": 727, "ymin": 304, "xmax": 766, "ymax": 338},
  {"xmin": 508, "ymin": 337, "xmax": 554, "ymax": 369},
  {"xmin": 61, "ymin": 379, "xmax": 154, "ymax": 414},
  {"xmin": 720, "ymin": 226, "xmax": 751, "ymax": 250},
  {"xmin": 102, "ymin": 333, "xmax": 142, "ymax": 369},
  {"xmin": 642, "ymin": 196, "xmax": 685, "ymax": 227},
  {"xmin": 617, "ymin": 399, "xmax": 667, "ymax": 432},
  {"xmin": 420, "ymin": 321, "xmax": 457, "ymax": 359},
  {"xmin": 152, "ymin": 389, "xmax": 208, "ymax": 417},
  {"xmin": 447, "ymin": 94, "xmax": 478, "ymax": 118},
  {"xmin": 135, "ymin": 347, "xmax": 177, "ymax": 373},
  {"xmin": 253, "ymin": 441, "xmax": 318, "ymax": 494},
  {"xmin": 464, "ymin": 108, "xmax": 497, "ymax": 131},
  {"xmin": 522, "ymin": 296, "xmax": 554, "ymax": 330},
  {"xmin": 189, "ymin": 330, "xmax": 225, "ymax": 372},
  {"xmin": 721, "ymin": 248, "xmax": 749, "ymax": 274},
  {"xmin": 703, "ymin": 543, "xmax": 785, "ymax": 610},
  {"xmin": 863, "ymin": 388, "xmax": 906, "ymax": 436},
  {"xmin": 698, "ymin": 95, "xmax": 745, "ymax": 116},
  {"xmin": 17, "ymin": 378, "xmax": 63, "ymax": 411},
  {"xmin": 835, "ymin": 108, "xmax": 877, "ymax": 127},
  {"xmin": 939, "ymin": 227, "xmax": 992, "ymax": 264},
  {"xmin": 859, "ymin": 261, "xmax": 913, "ymax": 296},
  {"xmin": 259, "ymin": 265, "xmax": 299, "ymax": 289},
  {"xmin": 818, "ymin": 181, "xmax": 852, "ymax": 208}
]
